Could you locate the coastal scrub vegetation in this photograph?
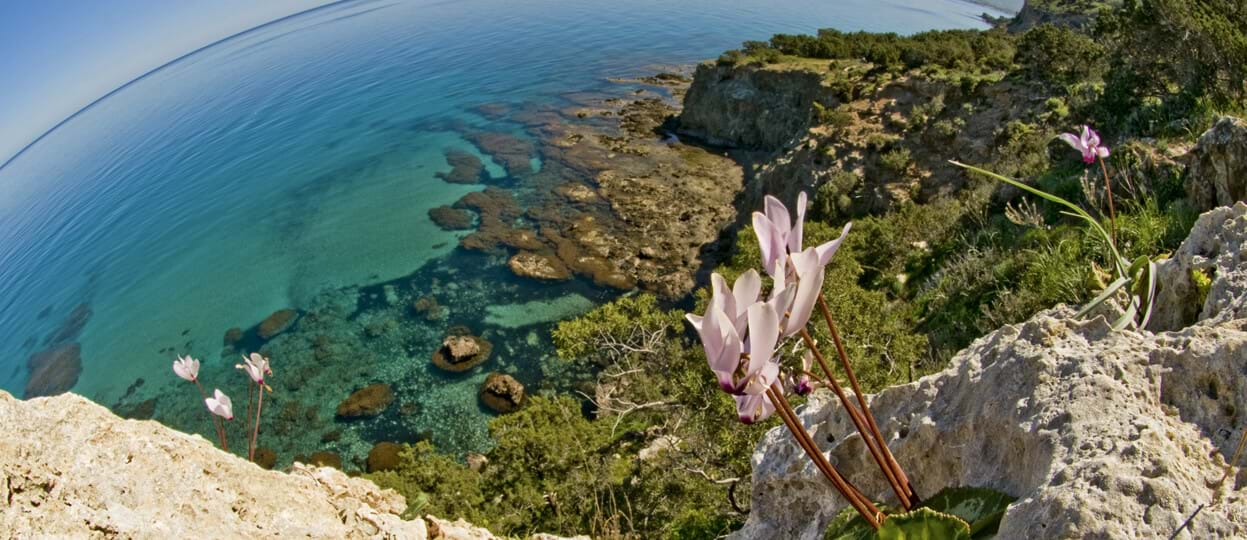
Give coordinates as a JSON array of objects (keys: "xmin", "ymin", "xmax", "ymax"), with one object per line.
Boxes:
[{"xmin": 368, "ymin": 2, "xmax": 1233, "ymax": 538}]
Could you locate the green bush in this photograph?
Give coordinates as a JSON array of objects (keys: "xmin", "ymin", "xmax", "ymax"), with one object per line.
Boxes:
[
  {"xmin": 1017, "ymin": 24, "xmax": 1107, "ymax": 85},
  {"xmin": 879, "ymin": 148, "xmax": 913, "ymax": 176}
]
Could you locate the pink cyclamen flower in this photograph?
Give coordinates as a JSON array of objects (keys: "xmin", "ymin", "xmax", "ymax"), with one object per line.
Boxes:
[
  {"xmin": 205, "ymin": 389, "xmax": 234, "ymax": 420},
  {"xmin": 237, "ymin": 353, "xmax": 270, "ymax": 384},
  {"xmin": 172, "ymin": 355, "xmax": 200, "ymax": 382},
  {"xmin": 752, "ymin": 192, "xmax": 852, "ymax": 276},
  {"xmin": 686, "ymin": 273, "xmax": 786, "ymax": 397},
  {"xmin": 1058, "ymin": 125, "xmax": 1110, "ymax": 164}
]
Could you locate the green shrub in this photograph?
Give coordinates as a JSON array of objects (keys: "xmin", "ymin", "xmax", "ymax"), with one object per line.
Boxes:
[
  {"xmin": 879, "ymin": 148, "xmax": 913, "ymax": 176},
  {"xmin": 1017, "ymin": 24, "xmax": 1107, "ymax": 85}
]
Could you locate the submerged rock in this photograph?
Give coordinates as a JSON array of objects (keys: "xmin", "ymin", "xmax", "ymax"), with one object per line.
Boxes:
[
  {"xmin": 300, "ymin": 451, "xmax": 342, "ymax": 470},
  {"xmin": 464, "ymin": 131, "xmax": 536, "ymax": 177},
  {"xmin": 42, "ymin": 303, "xmax": 92, "ymax": 346},
  {"xmin": 428, "ymin": 205, "xmax": 475, "ymax": 230},
  {"xmin": 24, "ymin": 342, "xmax": 82, "ymax": 399},
  {"xmin": 335, "ymin": 383, "xmax": 395, "ymax": 418},
  {"xmin": 257, "ymin": 309, "xmax": 299, "ymax": 340},
  {"xmin": 434, "ymin": 148, "xmax": 487, "ymax": 184},
  {"xmin": 479, "ymin": 372, "xmax": 526, "ymax": 414},
  {"xmin": 222, "ymin": 327, "xmax": 243, "ymax": 348},
  {"xmin": 411, "ymin": 295, "xmax": 447, "ymax": 321},
  {"xmin": 431, "ymin": 332, "xmax": 493, "ymax": 373}
]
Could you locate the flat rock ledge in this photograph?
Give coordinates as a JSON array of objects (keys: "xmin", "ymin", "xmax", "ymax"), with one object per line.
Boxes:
[
  {"xmin": 0, "ymin": 391, "xmax": 582, "ymax": 539},
  {"xmin": 736, "ymin": 203, "xmax": 1247, "ymax": 539}
]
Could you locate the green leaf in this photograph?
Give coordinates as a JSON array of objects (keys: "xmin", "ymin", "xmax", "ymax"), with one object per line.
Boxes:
[
  {"xmin": 919, "ymin": 486, "xmax": 1016, "ymax": 538},
  {"xmin": 1074, "ymin": 276, "xmax": 1131, "ymax": 319},
  {"xmin": 952, "ymin": 161, "xmax": 1127, "ymax": 276},
  {"xmin": 877, "ymin": 508, "xmax": 971, "ymax": 540},
  {"xmin": 1137, "ymin": 260, "xmax": 1157, "ymax": 329},
  {"xmin": 824, "ymin": 504, "xmax": 897, "ymax": 540}
]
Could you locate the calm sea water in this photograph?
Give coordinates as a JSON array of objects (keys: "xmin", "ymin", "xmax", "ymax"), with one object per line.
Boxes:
[{"xmin": 0, "ymin": 0, "xmax": 1003, "ymax": 457}]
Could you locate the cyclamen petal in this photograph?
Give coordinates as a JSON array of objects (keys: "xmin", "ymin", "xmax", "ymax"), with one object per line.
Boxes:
[
  {"xmin": 205, "ymin": 389, "xmax": 233, "ymax": 420},
  {"xmin": 735, "ymin": 392, "xmax": 777, "ymax": 424},
  {"xmin": 788, "ymin": 192, "xmax": 807, "ymax": 254},
  {"xmin": 753, "ymin": 212, "xmax": 785, "ymax": 277},
  {"xmin": 745, "ymin": 303, "xmax": 781, "ymax": 388},
  {"xmin": 764, "ymin": 195, "xmax": 792, "ymax": 240},
  {"xmin": 784, "ymin": 248, "xmax": 826, "ymax": 337},
  {"xmin": 815, "ymin": 222, "xmax": 853, "ymax": 267},
  {"xmin": 172, "ymin": 355, "xmax": 199, "ymax": 382}
]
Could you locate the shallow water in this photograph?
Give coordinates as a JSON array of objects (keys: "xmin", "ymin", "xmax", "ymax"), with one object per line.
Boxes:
[{"xmin": 0, "ymin": 0, "xmax": 1004, "ymax": 460}]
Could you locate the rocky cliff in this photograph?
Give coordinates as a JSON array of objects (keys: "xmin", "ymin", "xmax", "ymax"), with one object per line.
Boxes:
[
  {"xmin": 677, "ymin": 62, "xmax": 825, "ymax": 151},
  {"xmin": 734, "ymin": 203, "xmax": 1247, "ymax": 539},
  {"xmin": 0, "ymin": 390, "xmax": 582, "ymax": 539}
]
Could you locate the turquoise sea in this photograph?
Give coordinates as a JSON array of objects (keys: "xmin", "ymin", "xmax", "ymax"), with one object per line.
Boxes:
[{"xmin": 0, "ymin": 0, "xmax": 1005, "ymax": 462}]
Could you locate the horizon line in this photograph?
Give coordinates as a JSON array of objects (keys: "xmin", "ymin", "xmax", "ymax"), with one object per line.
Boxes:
[{"xmin": 0, "ymin": 0, "xmax": 356, "ymax": 173}]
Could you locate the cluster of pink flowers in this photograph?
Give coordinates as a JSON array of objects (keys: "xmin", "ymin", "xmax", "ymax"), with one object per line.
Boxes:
[
  {"xmin": 686, "ymin": 192, "xmax": 849, "ymax": 423},
  {"xmin": 172, "ymin": 351, "xmax": 273, "ymax": 459}
]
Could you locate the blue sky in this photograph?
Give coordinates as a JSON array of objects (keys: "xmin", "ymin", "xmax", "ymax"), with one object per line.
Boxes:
[{"xmin": 0, "ymin": 0, "xmax": 333, "ymax": 163}]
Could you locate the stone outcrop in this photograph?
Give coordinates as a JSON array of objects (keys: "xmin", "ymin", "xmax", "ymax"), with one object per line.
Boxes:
[
  {"xmin": 479, "ymin": 372, "xmax": 526, "ymax": 413},
  {"xmin": 431, "ymin": 331, "xmax": 493, "ymax": 373},
  {"xmin": 508, "ymin": 251, "xmax": 572, "ymax": 281},
  {"xmin": 335, "ymin": 383, "xmax": 395, "ymax": 418},
  {"xmin": 1186, "ymin": 116, "xmax": 1247, "ymax": 211},
  {"xmin": 0, "ymin": 390, "xmax": 579, "ymax": 539},
  {"xmin": 367, "ymin": 441, "xmax": 404, "ymax": 473},
  {"xmin": 678, "ymin": 62, "xmax": 824, "ymax": 151},
  {"xmin": 429, "ymin": 205, "xmax": 476, "ymax": 230},
  {"xmin": 1149, "ymin": 203, "xmax": 1247, "ymax": 331},
  {"xmin": 734, "ymin": 205, "xmax": 1247, "ymax": 539},
  {"xmin": 435, "ymin": 148, "xmax": 487, "ymax": 184}
]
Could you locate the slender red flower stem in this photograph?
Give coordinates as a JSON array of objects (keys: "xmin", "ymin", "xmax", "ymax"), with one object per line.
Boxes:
[
  {"xmin": 1098, "ymin": 156, "xmax": 1117, "ymax": 249},
  {"xmin": 766, "ymin": 385, "xmax": 881, "ymax": 529},
  {"xmin": 816, "ymin": 296, "xmax": 917, "ymax": 504},
  {"xmin": 250, "ymin": 383, "xmax": 264, "ymax": 462},
  {"xmin": 800, "ymin": 328, "xmax": 911, "ymax": 510},
  {"xmin": 193, "ymin": 380, "xmax": 228, "ymax": 452}
]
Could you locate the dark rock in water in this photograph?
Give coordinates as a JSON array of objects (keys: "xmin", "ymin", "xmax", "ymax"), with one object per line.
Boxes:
[
  {"xmin": 321, "ymin": 430, "xmax": 342, "ymax": 443},
  {"xmin": 411, "ymin": 296, "xmax": 446, "ymax": 321},
  {"xmin": 428, "ymin": 206, "xmax": 474, "ymax": 230},
  {"xmin": 36, "ymin": 305, "xmax": 52, "ymax": 320},
  {"xmin": 479, "ymin": 372, "xmax": 525, "ymax": 414},
  {"xmin": 115, "ymin": 398, "xmax": 157, "ymax": 420},
  {"xmin": 472, "ymin": 102, "xmax": 511, "ymax": 120},
  {"xmin": 257, "ymin": 309, "xmax": 298, "ymax": 340},
  {"xmin": 335, "ymin": 383, "xmax": 394, "ymax": 418},
  {"xmin": 24, "ymin": 343, "xmax": 83, "ymax": 399},
  {"xmin": 295, "ymin": 451, "xmax": 342, "ymax": 470},
  {"xmin": 223, "ymin": 327, "xmax": 243, "ymax": 347},
  {"xmin": 253, "ymin": 447, "xmax": 277, "ymax": 470},
  {"xmin": 43, "ymin": 303, "xmax": 92, "ymax": 346},
  {"xmin": 366, "ymin": 441, "xmax": 403, "ymax": 473},
  {"xmin": 507, "ymin": 251, "xmax": 572, "ymax": 281},
  {"xmin": 463, "ymin": 131, "xmax": 535, "ymax": 177},
  {"xmin": 364, "ymin": 319, "xmax": 397, "ymax": 338},
  {"xmin": 453, "ymin": 187, "xmax": 530, "ymax": 253},
  {"xmin": 431, "ymin": 331, "xmax": 492, "ymax": 373},
  {"xmin": 434, "ymin": 148, "xmax": 486, "ymax": 184}
]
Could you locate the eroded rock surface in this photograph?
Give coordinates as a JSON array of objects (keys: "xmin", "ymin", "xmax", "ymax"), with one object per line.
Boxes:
[
  {"xmin": 0, "ymin": 390, "xmax": 582, "ymax": 539},
  {"xmin": 1186, "ymin": 116, "xmax": 1247, "ymax": 211},
  {"xmin": 735, "ymin": 205, "xmax": 1247, "ymax": 539}
]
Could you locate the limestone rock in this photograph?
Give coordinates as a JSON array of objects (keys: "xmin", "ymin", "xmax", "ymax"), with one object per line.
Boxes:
[
  {"xmin": 24, "ymin": 342, "xmax": 82, "ymax": 398},
  {"xmin": 508, "ymin": 251, "xmax": 572, "ymax": 281},
  {"xmin": 678, "ymin": 62, "xmax": 823, "ymax": 150},
  {"xmin": 432, "ymin": 332, "xmax": 493, "ymax": 373},
  {"xmin": 733, "ymin": 205, "xmax": 1247, "ymax": 539},
  {"xmin": 435, "ymin": 148, "xmax": 487, "ymax": 184},
  {"xmin": 223, "ymin": 326, "xmax": 243, "ymax": 347},
  {"xmin": 258, "ymin": 308, "xmax": 299, "ymax": 340},
  {"xmin": 0, "ymin": 390, "xmax": 427, "ymax": 538},
  {"xmin": 479, "ymin": 372, "xmax": 526, "ymax": 414},
  {"xmin": 335, "ymin": 383, "xmax": 395, "ymax": 418},
  {"xmin": 1186, "ymin": 116, "xmax": 1247, "ymax": 211},
  {"xmin": 1150, "ymin": 202, "xmax": 1247, "ymax": 331}
]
